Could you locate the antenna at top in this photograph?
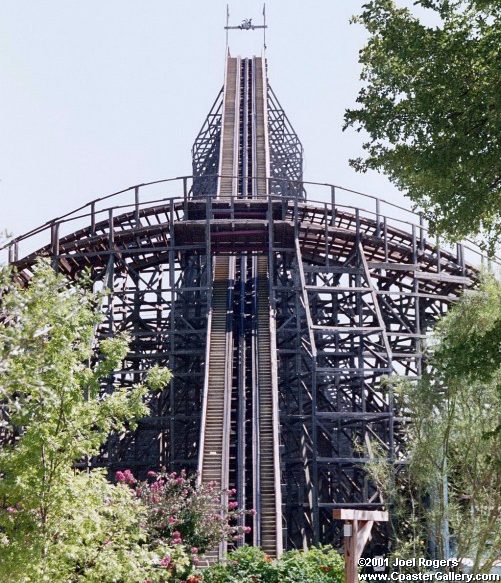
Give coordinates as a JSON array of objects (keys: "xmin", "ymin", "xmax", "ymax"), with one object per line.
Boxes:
[{"xmin": 225, "ymin": 4, "xmax": 267, "ymax": 50}]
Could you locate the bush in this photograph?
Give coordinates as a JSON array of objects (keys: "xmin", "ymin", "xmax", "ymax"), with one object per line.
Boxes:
[
  {"xmin": 120, "ymin": 469, "xmax": 250, "ymax": 558},
  {"xmin": 278, "ymin": 546, "xmax": 344, "ymax": 583},
  {"xmin": 201, "ymin": 545, "xmax": 344, "ymax": 583}
]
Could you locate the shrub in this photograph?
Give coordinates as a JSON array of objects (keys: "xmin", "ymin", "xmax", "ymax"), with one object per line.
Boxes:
[
  {"xmin": 133, "ymin": 470, "xmax": 248, "ymax": 554},
  {"xmin": 278, "ymin": 546, "xmax": 344, "ymax": 583},
  {"xmin": 201, "ymin": 546, "xmax": 277, "ymax": 582},
  {"xmin": 201, "ymin": 545, "xmax": 344, "ymax": 583}
]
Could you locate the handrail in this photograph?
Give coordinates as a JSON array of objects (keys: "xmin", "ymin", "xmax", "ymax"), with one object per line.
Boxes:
[{"xmin": 2, "ymin": 174, "xmax": 499, "ymax": 268}]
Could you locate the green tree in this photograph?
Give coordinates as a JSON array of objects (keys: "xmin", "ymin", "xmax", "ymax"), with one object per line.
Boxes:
[
  {"xmin": 0, "ymin": 260, "xmax": 184, "ymax": 582},
  {"xmin": 432, "ymin": 272, "xmax": 501, "ymax": 385},
  {"xmin": 368, "ymin": 276, "xmax": 500, "ymax": 574},
  {"xmin": 345, "ymin": 0, "xmax": 500, "ymax": 250},
  {"xmin": 423, "ymin": 275, "xmax": 501, "ymax": 571}
]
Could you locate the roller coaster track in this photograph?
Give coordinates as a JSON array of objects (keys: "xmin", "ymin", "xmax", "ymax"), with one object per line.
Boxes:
[
  {"xmin": 2, "ymin": 42, "xmax": 491, "ymax": 557},
  {"xmin": 198, "ymin": 55, "xmax": 238, "ymax": 561},
  {"xmin": 198, "ymin": 53, "xmax": 282, "ymax": 559},
  {"xmin": 251, "ymin": 57, "xmax": 282, "ymax": 556}
]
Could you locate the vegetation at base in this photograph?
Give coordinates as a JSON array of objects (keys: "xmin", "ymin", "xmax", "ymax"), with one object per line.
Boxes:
[
  {"xmin": 201, "ymin": 545, "xmax": 344, "ymax": 583},
  {"xmin": 0, "ymin": 260, "xmax": 247, "ymax": 582},
  {"xmin": 366, "ymin": 276, "xmax": 501, "ymax": 574},
  {"xmin": 345, "ymin": 0, "xmax": 501, "ymax": 250}
]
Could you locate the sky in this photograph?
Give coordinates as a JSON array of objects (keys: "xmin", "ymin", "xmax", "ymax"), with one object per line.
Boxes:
[{"xmin": 1, "ymin": 1, "xmax": 426, "ymax": 247}]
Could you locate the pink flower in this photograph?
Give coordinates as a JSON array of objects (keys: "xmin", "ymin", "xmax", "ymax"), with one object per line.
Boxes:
[
  {"xmin": 160, "ymin": 554, "xmax": 171, "ymax": 568},
  {"xmin": 6, "ymin": 507, "xmax": 17, "ymax": 514},
  {"xmin": 147, "ymin": 470, "xmax": 157, "ymax": 478},
  {"xmin": 191, "ymin": 547, "xmax": 199, "ymax": 555},
  {"xmin": 175, "ymin": 477, "xmax": 185, "ymax": 485},
  {"xmin": 228, "ymin": 488, "xmax": 237, "ymax": 495},
  {"xmin": 150, "ymin": 481, "xmax": 162, "ymax": 492},
  {"xmin": 228, "ymin": 501, "xmax": 238, "ymax": 510},
  {"xmin": 243, "ymin": 526, "xmax": 252, "ymax": 534},
  {"xmin": 122, "ymin": 469, "xmax": 136, "ymax": 485},
  {"xmin": 115, "ymin": 469, "xmax": 136, "ymax": 485},
  {"xmin": 168, "ymin": 516, "xmax": 177, "ymax": 525},
  {"xmin": 103, "ymin": 539, "xmax": 112, "ymax": 546}
]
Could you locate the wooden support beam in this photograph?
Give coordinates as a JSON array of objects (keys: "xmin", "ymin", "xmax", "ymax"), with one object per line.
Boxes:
[
  {"xmin": 334, "ymin": 509, "xmax": 388, "ymax": 522},
  {"xmin": 333, "ymin": 508, "xmax": 389, "ymax": 583}
]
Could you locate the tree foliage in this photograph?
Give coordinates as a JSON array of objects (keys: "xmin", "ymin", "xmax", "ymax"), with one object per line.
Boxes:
[
  {"xmin": 421, "ymin": 275, "xmax": 501, "ymax": 571},
  {"xmin": 369, "ymin": 277, "xmax": 501, "ymax": 574},
  {"xmin": 432, "ymin": 273, "xmax": 501, "ymax": 385},
  {"xmin": 345, "ymin": 0, "xmax": 501, "ymax": 250},
  {"xmin": 0, "ymin": 260, "xmax": 254, "ymax": 581},
  {"xmin": 0, "ymin": 260, "xmax": 196, "ymax": 582}
]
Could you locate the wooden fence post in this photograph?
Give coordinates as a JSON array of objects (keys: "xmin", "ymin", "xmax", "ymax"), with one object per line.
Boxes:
[{"xmin": 333, "ymin": 509, "xmax": 389, "ymax": 583}]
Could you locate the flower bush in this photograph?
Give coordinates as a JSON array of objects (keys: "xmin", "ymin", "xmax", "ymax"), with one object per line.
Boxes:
[{"xmin": 119, "ymin": 469, "xmax": 252, "ymax": 557}]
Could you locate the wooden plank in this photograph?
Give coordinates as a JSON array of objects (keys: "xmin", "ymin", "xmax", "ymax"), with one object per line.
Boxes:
[
  {"xmin": 333, "ymin": 509, "xmax": 388, "ymax": 522},
  {"xmin": 355, "ymin": 520, "xmax": 375, "ymax": 562},
  {"xmin": 358, "ymin": 242, "xmax": 394, "ymax": 364},
  {"xmin": 368, "ymin": 262, "xmax": 420, "ymax": 271},
  {"xmin": 415, "ymin": 272, "xmax": 469, "ymax": 284},
  {"xmin": 312, "ymin": 325, "xmax": 383, "ymax": 333},
  {"xmin": 385, "ymin": 332, "xmax": 426, "ymax": 338},
  {"xmin": 305, "ymin": 286, "xmax": 370, "ymax": 293},
  {"xmin": 375, "ymin": 290, "xmax": 459, "ymax": 302}
]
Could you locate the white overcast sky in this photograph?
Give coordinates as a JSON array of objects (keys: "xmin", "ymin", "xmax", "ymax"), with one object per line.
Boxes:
[{"xmin": 1, "ymin": 1, "xmax": 433, "ymax": 242}]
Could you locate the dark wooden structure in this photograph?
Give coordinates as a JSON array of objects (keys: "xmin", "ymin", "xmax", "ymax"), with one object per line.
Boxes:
[{"xmin": 2, "ymin": 51, "xmax": 485, "ymax": 555}]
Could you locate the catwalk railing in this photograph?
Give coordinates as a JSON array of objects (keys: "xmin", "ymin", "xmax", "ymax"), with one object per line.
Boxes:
[{"xmin": 2, "ymin": 175, "xmax": 499, "ymax": 272}]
